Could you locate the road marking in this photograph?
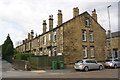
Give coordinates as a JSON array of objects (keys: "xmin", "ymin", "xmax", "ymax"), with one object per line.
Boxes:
[
  {"xmin": 48, "ymin": 73, "xmax": 65, "ymax": 74},
  {"xmin": 30, "ymin": 70, "xmax": 46, "ymax": 73}
]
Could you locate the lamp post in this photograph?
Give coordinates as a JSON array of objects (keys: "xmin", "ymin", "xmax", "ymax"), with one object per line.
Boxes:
[{"xmin": 107, "ymin": 5, "xmax": 113, "ymax": 59}]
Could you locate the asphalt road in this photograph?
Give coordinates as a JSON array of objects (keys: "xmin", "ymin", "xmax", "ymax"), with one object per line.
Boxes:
[
  {"xmin": 1, "ymin": 60, "xmax": 120, "ymax": 78},
  {"xmin": 2, "ymin": 68, "xmax": 119, "ymax": 78}
]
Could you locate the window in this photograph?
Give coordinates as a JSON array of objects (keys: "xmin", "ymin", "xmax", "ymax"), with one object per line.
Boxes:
[
  {"xmin": 82, "ymin": 30, "xmax": 86, "ymax": 41},
  {"xmin": 75, "ymin": 60, "xmax": 83, "ymax": 63},
  {"xmin": 49, "ymin": 50, "xmax": 52, "ymax": 56},
  {"xmin": 89, "ymin": 31, "xmax": 94, "ymax": 42},
  {"xmin": 44, "ymin": 48, "xmax": 46, "ymax": 55},
  {"xmin": 83, "ymin": 46, "xmax": 87, "ymax": 58},
  {"xmin": 106, "ymin": 40, "xmax": 110, "ymax": 48},
  {"xmin": 90, "ymin": 46, "xmax": 95, "ymax": 58},
  {"xmin": 86, "ymin": 60, "xmax": 91, "ymax": 63},
  {"xmin": 37, "ymin": 38, "xmax": 40, "ymax": 46},
  {"xmin": 43, "ymin": 36, "xmax": 46, "ymax": 45},
  {"xmin": 48, "ymin": 34, "xmax": 51, "ymax": 40},
  {"xmin": 53, "ymin": 31, "xmax": 57, "ymax": 42},
  {"xmin": 107, "ymin": 50, "xmax": 111, "ymax": 57},
  {"xmin": 114, "ymin": 59, "xmax": 119, "ymax": 62},
  {"xmin": 53, "ymin": 47, "xmax": 57, "ymax": 56},
  {"xmin": 90, "ymin": 60, "xmax": 97, "ymax": 63},
  {"xmin": 85, "ymin": 18, "xmax": 90, "ymax": 27}
]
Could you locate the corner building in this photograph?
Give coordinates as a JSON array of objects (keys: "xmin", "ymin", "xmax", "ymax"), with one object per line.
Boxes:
[{"xmin": 16, "ymin": 7, "xmax": 106, "ymax": 65}]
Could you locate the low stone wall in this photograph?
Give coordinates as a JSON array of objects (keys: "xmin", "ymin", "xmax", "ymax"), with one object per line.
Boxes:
[{"xmin": 12, "ymin": 60, "xmax": 31, "ymax": 71}]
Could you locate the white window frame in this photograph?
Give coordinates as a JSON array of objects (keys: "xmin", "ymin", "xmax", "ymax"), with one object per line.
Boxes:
[
  {"xmin": 49, "ymin": 50, "xmax": 51, "ymax": 56},
  {"xmin": 53, "ymin": 47, "xmax": 57, "ymax": 56},
  {"xmin": 83, "ymin": 46, "xmax": 87, "ymax": 58},
  {"xmin": 89, "ymin": 31, "xmax": 93, "ymax": 42},
  {"xmin": 43, "ymin": 36, "xmax": 46, "ymax": 45},
  {"xmin": 106, "ymin": 40, "xmax": 110, "ymax": 48},
  {"xmin": 53, "ymin": 31, "xmax": 57, "ymax": 42},
  {"xmin": 85, "ymin": 18, "xmax": 90, "ymax": 27},
  {"xmin": 44, "ymin": 48, "xmax": 47, "ymax": 55},
  {"xmin": 37, "ymin": 38, "xmax": 40, "ymax": 46}
]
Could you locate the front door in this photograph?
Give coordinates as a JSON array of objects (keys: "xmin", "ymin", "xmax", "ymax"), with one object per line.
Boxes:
[{"xmin": 113, "ymin": 49, "xmax": 118, "ymax": 58}]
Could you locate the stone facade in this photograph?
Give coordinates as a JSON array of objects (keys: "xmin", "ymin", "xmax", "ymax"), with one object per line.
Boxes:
[
  {"xmin": 106, "ymin": 31, "xmax": 120, "ymax": 59},
  {"xmin": 16, "ymin": 7, "xmax": 106, "ymax": 64}
]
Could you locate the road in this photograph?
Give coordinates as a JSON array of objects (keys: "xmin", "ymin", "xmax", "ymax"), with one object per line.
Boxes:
[
  {"xmin": 2, "ymin": 68, "xmax": 119, "ymax": 78},
  {"xmin": 1, "ymin": 60, "xmax": 120, "ymax": 78}
]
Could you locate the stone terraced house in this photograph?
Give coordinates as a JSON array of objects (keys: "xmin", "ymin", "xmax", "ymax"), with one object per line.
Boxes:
[
  {"xmin": 106, "ymin": 31, "xmax": 120, "ymax": 58},
  {"xmin": 16, "ymin": 7, "xmax": 106, "ymax": 64}
]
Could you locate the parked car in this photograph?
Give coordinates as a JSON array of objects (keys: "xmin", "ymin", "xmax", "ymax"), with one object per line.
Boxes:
[
  {"xmin": 74, "ymin": 59, "xmax": 104, "ymax": 72},
  {"xmin": 104, "ymin": 58, "xmax": 120, "ymax": 68}
]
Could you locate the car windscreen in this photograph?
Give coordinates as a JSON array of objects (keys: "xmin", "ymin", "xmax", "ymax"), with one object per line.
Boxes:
[
  {"xmin": 105, "ymin": 60, "xmax": 112, "ymax": 62},
  {"xmin": 75, "ymin": 60, "xmax": 83, "ymax": 63}
]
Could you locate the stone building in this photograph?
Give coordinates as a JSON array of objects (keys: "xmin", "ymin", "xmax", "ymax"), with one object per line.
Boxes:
[
  {"xmin": 16, "ymin": 7, "xmax": 106, "ymax": 64},
  {"xmin": 106, "ymin": 31, "xmax": 120, "ymax": 58}
]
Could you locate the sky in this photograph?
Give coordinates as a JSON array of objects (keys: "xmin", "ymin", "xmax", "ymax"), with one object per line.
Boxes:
[{"xmin": 0, "ymin": 0, "xmax": 119, "ymax": 47}]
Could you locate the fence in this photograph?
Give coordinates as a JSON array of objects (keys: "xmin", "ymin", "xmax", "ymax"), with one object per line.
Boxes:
[{"xmin": 28, "ymin": 56, "xmax": 64, "ymax": 69}]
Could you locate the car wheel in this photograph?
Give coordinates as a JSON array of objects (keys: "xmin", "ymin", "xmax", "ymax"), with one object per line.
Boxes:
[
  {"xmin": 99, "ymin": 65, "xmax": 103, "ymax": 70},
  {"xmin": 114, "ymin": 65, "xmax": 117, "ymax": 69},
  {"xmin": 84, "ymin": 66, "xmax": 89, "ymax": 72}
]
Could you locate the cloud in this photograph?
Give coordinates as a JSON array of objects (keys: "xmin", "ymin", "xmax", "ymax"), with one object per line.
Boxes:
[{"xmin": 0, "ymin": 0, "xmax": 119, "ymax": 47}]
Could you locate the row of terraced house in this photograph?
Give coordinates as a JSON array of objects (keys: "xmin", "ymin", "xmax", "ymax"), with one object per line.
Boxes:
[{"xmin": 16, "ymin": 7, "xmax": 120, "ymax": 64}]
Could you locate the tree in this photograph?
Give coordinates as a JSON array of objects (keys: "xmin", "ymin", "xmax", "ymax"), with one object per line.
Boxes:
[{"xmin": 2, "ymin": 34, "xmax": 14, "ymax": 59}]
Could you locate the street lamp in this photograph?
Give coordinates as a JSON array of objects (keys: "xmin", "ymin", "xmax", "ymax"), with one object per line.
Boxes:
[{"xmin": 107, "ymin": 5, "xmax": 113, "ymax": 59}]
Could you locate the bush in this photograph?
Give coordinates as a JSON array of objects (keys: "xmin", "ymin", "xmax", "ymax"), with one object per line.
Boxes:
[{"xmin": 14, "ymin": 53, "xmax": 35, "ymax": 60}]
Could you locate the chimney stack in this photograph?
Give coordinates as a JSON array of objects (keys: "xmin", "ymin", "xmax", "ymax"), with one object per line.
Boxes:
[
  {"xmin": 28, "ymin": 33, "xmax": 31, "ymax": 40},
  {"xmin": 31, "ymin": 30, "xmax": 34, "ymax": 39},
  {"xmin": 49, "ymin": 15, "xmax": 53, "ymax": 30},
  {"xmin": 43, "ymin": 20, "xmax": 47, "ymax": 33},
  {"xmin": 73, "ymin": 7, "xmax": 79, "ymax": 17},
  {"xmin": 57, "ymin": 10, "xmax": 63, "ymax": 26},
  {"xmin": 92, "ymin": 9, "xmax": 97, "ymax": 21}
]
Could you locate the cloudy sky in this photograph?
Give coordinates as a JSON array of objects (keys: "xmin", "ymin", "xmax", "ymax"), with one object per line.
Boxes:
[{"xmin": 0, "ymin": 0, "xmax": 119, "ymax": 47}]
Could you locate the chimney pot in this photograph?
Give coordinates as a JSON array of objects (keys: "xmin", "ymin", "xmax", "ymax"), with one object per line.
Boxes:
[
  {"xmin": 58, "ymin": 10, "xmax": 62, "ymax": 14},
  {"xmin": 49, "ymin": 15, "xmax": 53, "ymax": 30},
  {"xmin": 43, "ymin": 20, "xmax": 47, "ymax": 33},
  {"xmin": 73, "ymin": 7, "xmax": 79, "ymax": 17}
]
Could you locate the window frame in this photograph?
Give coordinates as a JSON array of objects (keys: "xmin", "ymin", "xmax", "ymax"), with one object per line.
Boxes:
[
  {"xmin": 53, "ymin": 47, "xmax": 57, "ymax": 56},
  {"xmin": 89, "ymin": 31, "xmax": 94, "ymax": 42},
  {"xmin": 82, "ymin": 30, "xmax": 87, "ymax": 42},
  {"xmin": 83, "ymin": 45, "xmax": 87, "ymax": 58},
  {"xmin": 90, "ymin": 46, "xmax": 95, "ymax": 58},
  {"xmin": 85, "ymin": 17, "xmax": 90, "ymax": 27},
  {"xmin": 53, "ymin": 31, "xmax": 57, "ymax": 42},
  {"xmin": 44, "ymin": 48, "xmax": 47, "ymax": 55},
  {"xmin": 43, "ymin": 36, "xmax": 46, "ymax": 45}
]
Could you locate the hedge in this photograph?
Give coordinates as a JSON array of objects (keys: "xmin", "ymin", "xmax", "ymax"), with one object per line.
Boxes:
[{"xmin": 14, "ymin": 53, "xmax": 35, "ymax": 60}]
